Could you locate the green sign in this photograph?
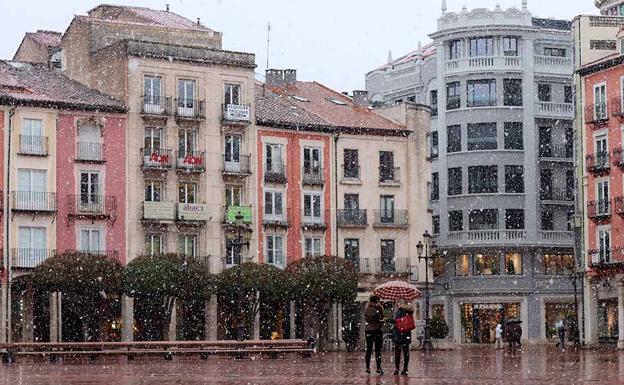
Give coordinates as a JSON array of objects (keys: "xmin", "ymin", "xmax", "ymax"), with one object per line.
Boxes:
[{"xmin": 226, "ymin": 206, "xmax": 252, "ymax": 223}]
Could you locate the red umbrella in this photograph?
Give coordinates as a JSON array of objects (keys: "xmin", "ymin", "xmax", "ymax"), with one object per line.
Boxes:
[{"xmin": 373, "ymin": 280, "xmax": 422, "ymax": 301}]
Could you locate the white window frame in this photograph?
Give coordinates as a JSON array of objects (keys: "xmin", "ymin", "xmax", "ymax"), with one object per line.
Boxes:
[
  {"xmin": 597, "ymin": 178, "xmax": 610, "ymax": 215},
  {"xmin": 18, "ymin": 226, "xmax": 47, "ymax": 267},
  {"xmin": 178, "ymin": 181, "xmax": 197, "ymax": 204},
  {"xmin": 265, "ymin": 143, "xmax": 284, "ymax": 172},
  {"xmin": 78, "ymin": 170, "xmax": 101, "ymax": 212},
  {"xmin": 224, "ymin": 83, "xmax": 242, "ymax": 105},
  {"xmin": 178, "ymin": 233, "xmax": 197, "ymax": 257},
  {"xmin": 304, "ymin": 236, "xmax": 323, "ymax": 257},
  {"xmin": 266, "ymin": 234, "xmax": 285, "ymax": 267},
  {"xmin": 17, "ymin": 168, "xmax": 47, "ymax": 209},
  {"xmin": 302, "ymin": 146, "xmax": 322, "ymax": 176},
  {"xmin": 597, "ymin": 227, "xmax": 611, "ymax": 263},
  {"xmin": 145, "ymin": 233, "xmax": 165, "ymax": 256},
  {"xmin": 78, "ymin": 226, "xmax": 104, "ymax": 253},
  {"xmin": 225, "ymin": 184, "xmax": 243, "ymax": 207},
  {"xmin": 594, "ymin": 82, "xmax": 607, "ymax": 120},
  {"xmin": 264, "ymin": 189, "xmax": 285, "ymax": 221},
  {"xmin": 303, "ymin": 191, "xmax": 323, "ymax": 224},
  {"xmin": 145, "ymin": 179, "xmax": 164, "ymax": 202},
  {"xmin": 224, "ymin": 134, "xmax": 242, "ymax": 172}
]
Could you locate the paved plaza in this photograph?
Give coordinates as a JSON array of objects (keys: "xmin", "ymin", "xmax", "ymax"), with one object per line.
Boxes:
[{"xmin": 1, "ymin": 346, "xmax": 623, "ymax": 384}]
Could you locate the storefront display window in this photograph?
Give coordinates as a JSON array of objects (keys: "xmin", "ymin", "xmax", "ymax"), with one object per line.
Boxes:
[
  {"xmin": 505, "ymin": 253, "xmax": 522, "ymax": 275},
  {"xmin": 455, "ymin": 254, "xmax": 469, "ymax": 276},
  {"xmin": 432, "ymin": 304, "xmax": 445, "ymax": 320},
  {"xmin": 544, "ymin": 302, "xmax": 575, "ymax": 339},
  {"xmin": 542, "ymin": 254, "xmax": 575, "ymax": 275},
  {"xmin": 474, "ymin": 253, "xmax": 500, "ymax": 275},
  {"xmin": 461, "ymin": 303, "xmax": 520, "ymax": 344},
  {"xmin": 598, "ymin": 299, "xmax": 618, "ymax": 341}
]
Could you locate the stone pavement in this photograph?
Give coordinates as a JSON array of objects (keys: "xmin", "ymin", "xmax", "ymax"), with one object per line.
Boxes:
[{"xmin": 1, "ymin": 346, "xmax": 623, "ymax": 384}]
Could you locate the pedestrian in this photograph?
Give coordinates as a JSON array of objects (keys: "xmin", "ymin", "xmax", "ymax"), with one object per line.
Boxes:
[
  {"xmin": 364, "ymin": 295, "xmax": 385, "ymax": 375},
  {"xmin": 391, "ymin": 298, "xmax": 414, "ymax": 377},
  {"xmin": 495, "ymin": 321, "xmax": 503, "ymax": 349},
  {"xmin": 235, "ymin": 314, "xmax": 247, "ymax": 341},
  {"xmin": 555, "ymin": 317, "xmax": 566, "ymax": 352}
]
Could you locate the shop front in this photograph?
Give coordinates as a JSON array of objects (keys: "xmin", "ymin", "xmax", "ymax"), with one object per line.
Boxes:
[
  {"xmin": 544, "ymin": 302, "xmax": 575, "ymax": 340},
  {"xmin": 460, "ymin": 303, "xmax": 520, "ymax": 344},
  {"xmin": 598, "ymin": 298, "xmax": 618, "ymax": 343}
]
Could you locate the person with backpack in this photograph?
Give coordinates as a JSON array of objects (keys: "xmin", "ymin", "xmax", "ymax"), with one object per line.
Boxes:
[
  {"xmin": 364, "ymin": 295, "xmax": 385, "ymax": 375},
  {"xmin": 391, "ymin": 298, "xmax": 415, "ymax": 376}
]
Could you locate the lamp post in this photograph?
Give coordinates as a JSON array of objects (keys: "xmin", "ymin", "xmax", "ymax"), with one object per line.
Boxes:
[
  {"xmin": 416, "ymin": 230, "xmax": 437, "ymax": 352},
  {"xmin": 230, "ymin": 212, "xmax": 251, "ymax": 340},
  {"xmin": 569, "ymin": 268, "xmax": 584, "ymax": 348}
]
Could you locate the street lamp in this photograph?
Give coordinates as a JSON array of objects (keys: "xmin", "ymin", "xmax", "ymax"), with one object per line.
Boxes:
[
  {"xmin": 569, "ymin": 268, "xmax": 584, "ymax": 348},
  {"xmin": 416, "ymin": 230, "xmax": 437, "ymax": 352},
  {"xmin": 229, "ymin": 211, "xmax": 251, "ymax": 340}
]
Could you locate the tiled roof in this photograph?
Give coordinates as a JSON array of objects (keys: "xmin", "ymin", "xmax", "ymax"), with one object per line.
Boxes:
[
  {"xmin": 0, "ymin": 61, "xmax": 126, "ymax": 113},
  {"xmin": 255, "ymin": 81, "xmax": 407, "ymax": 135},
  {"xmin": 85, "ymin": 4, "xmax": 217, "ymax": 33},
  {"xmin": 26, "ymin": 30, "xmax": 62, "ymax": 48}
]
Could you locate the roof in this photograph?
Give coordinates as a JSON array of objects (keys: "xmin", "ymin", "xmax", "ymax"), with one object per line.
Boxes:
[
  {"xmin": 578, "ymin": 53, "xmax": 624, "ymax": 76},
  {"xmin": 26, "ymin": 30, "xmax": 62, "ymax": 48},
  {"xmin": 369, "ymin": 43, "xmax": 437, "ymax": 73},
  {"xmin": 255, "ymin": 81, "xmax": 409, "ymax": 136},
  {"xmin": 532, "ymin": 17, "xmax": 572, "ymax": 31},
  {"xmin": 0, "ymin": 61, "xmax": 126, "ymax": 113},
  {"xmin": 85, "ymin": 4, "xmax": 217, "ymax": 33}
]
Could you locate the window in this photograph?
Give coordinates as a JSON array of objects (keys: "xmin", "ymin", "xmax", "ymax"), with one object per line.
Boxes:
[
  {"xmin": 178, "ymin": 182, "xmax": 196, "ymax": 203},
  {"xmin": 455, "ymin": 255, "xmax": 469, "ymax": 276},
  {"xmin": 379, "ymin": 195, "xmax": 395, "ymax": 223},
  {"xmin": 503, "ymin": 79, "xmax": 523, "ymax": 106},
  {"xmin": 505, "ymin": 209, "xmax": 525, "ymax": 230},
  {"xmin": 597, "ymin": 180, "xmax": 610, "ymax": 214},
  {"xmin": 143, "ymin": 75, "xmax": 162, "ymax": 107},
  {"xmin": 469, "ymin": 37, "xmax": 494, "ymax": 57},
  {"xmin": 566, "ymin": 170, "xmax": 575, "ymax": 201},
  {"xmin": 379, "ymin": 151, "xmax": 395, "ymax": 182},
  {"xmin": 344, "ymin": 194, "xmax": 359, "ymax": 211},
  {"xmin": 620, "ymin": 38, "xmax": 624, "ymax": 54},
  {"xmin": 304, "ymin": 237, "xmax": 322, "ymax": 257},
  {"xmin": 431, "ymin": 173, "xmax": 439, "ymax": 200},
  {"xmin": 380, "ymin": 239, "xmax": 395, "ymax": 273},
  {"xmin": 504, "ymin": 122, "xmax": 523, "ymax": 150},
  {"xmin": 226, "ymin": 240, "xmax": 241, "ymax": 266},
  {"xmin": 594, "ymin": 83, "xmax": 607, "ymax": 120},
  {"xmin": 144, "ymin": 127, "xmax": 163, "ymax": 150},
  {"xmin": 474, "ymin": 253, "xmax": 500, "ymax": 275},
  {"xmin": 265, "ymin": 143, "xmax": 284, "ymax": 172},
  {"xmin": 430, "ymin": 132, "xmax": 439, "ymax": 159},
  {"xmin": 433, "ymin": 216, "xmax": 440, "ymax": 234},
  {"xmin": 448, "ymin": 167, "xmax": 462, "ymax": 196},
  {"xmin": 79, "ymin": 228, "xmax": 102, "ymax": 253},
  {"xmin": 538, "ymin": 84, "xmax": 552, "ymax": 102},
  {"xmin": 178, "ymin": 234, "xmax": 197, "ymax": 257},
  {"xmin": 541, "ymin": 210, "xmax": 554, "ymax": 231},
  {"xmin": 303, "ymin": 192, "xmax": 322, "ymax": 222},
  {"xmin": 178, "ymin": 129, "xmax": 197, "ymax": 159},
  {"xmin": 145, "ymin": 180, "xmax": 163, "ymax": 202},
  {"xmin": 225, "ymin": 185, "xmax": 242, "ymax": 207},
  {"xmin": 599, "ymin": 229, "xmax": 611, "ymax": 263},
  {"xmin": 344, "ymin": 239, "xmax": 360, "ymax": 270},
  {"xmin": 303, "ymin": 147, "xmax": 321, "ymax": 177},
  {"xmin": 505, "ymin": 165, "xmax": 524, "ymax": 193},
  {"xmin": 18, "ymin": 227, "xmax": 46, "ymax": 266},
  {"xmin": 468, "ymin": 166, "xmax": 498, "ymax": 194},
  {"xmin": 264, "ymin": 190, "xmax": 284, "ymax": 218},
  {"xmin": 449, "ymin": 211, "xmax": 463, "ymax": 232},
  {"xmin": 505, "ymin": 253, "xmax": 522, "ymax": 275},
  {"xmin": 447, "ymin": 82, "xmax": 461, "ymax": 110},
  {"xmin": 542, "ymin": 254, "xmax": 575, "ymax": 275},
  {"xmin": 590, "ymin": 40, "xmax": 617, "ymax": 50},
  {"xmin": 430, "ymin": 90, "xmax": 438, "ymax": 117},
  {"xmin": 503, "ymin": 36, "xmax": 519, "ymax": 56},
  {"xmin": 17, "ymin": 169, "xmax": 46, "ymax": 209},
  {"xmin": 467, "ymin": 79, "xmax": 496, "ymax": 107},
  {"xmin": 467, "ymin": 123, "xmax": 497, "ymax": 150},
  {"xmin": 224, "ymin": 83, "xmax": 241, "ymax": 105},
  {"xmin": 177, "ymin": 79, "xmax": 196, "ymax": 112},
  {"xmin": 343, "ymin": 149, "xmax": 359, "ymax": 178},
  {"xmin": 469, "ymin": 209, "xmax": 498, "ymax": 230},
  {"xmin": 565, "ymin": 126, "xmax": 574, "ymax": 158},
  {"xmin": 21, "ymin": 118, "xmax": 45, "ymax": 154},
  {"xmin": 79, "ymin": 171, "xmax": 100, "ymax": 212},
  {"xmin": 447, "ymin": 125, "xmax": 461, "ymax": 153},
  {"xmin": 224, "ymin": 135, "xmax": 241, "ymax": 169},
  {"xmin": 266, "ymin": 235, "xmax": 285, "ymax": 267},
  {"xmin": 540, "ymin": 169, "xmax": 553, "ymax": 200},
  {"xmin": 564, "ymin": 86, "xmax": 573, "ymax": 104},
  {"xmin": 539, "ymin": 127, "xmax": 552, "ymax": 157},
  {"xmin": 448, "ymin": 40, "xmax": 461, "ymax": 60},
  {"xmin": 144, "ymin": 234, "xmax": 164, "ymax": 256},
  {"xmin": 544, "ymin": 47, "xmax": 566, "ymax": 57}
]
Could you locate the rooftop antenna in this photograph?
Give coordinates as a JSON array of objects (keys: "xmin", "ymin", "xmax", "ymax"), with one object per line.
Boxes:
[{"xmin": 266, "ymin": 22, "xmax": 271, "ymax": 70}]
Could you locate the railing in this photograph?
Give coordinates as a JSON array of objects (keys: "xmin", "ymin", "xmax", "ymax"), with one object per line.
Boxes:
[
  {"xmin": 446, "ymin": 56, "xmax": 522, "ymax": 74},
  {"xmin": 538, "ymin": 231, "xmax": 574, "ymax": 244},
  {"xmin": 534, "ymin": 55, "xmax": 573, "ymax": 74},
  {"xmin": 222, "ymin": 154, "xmax": 251, "ymax": 175},
  {"xmin": 535, "ymin": 102, "xmax": 574, "ymax": 119},
  {"xmin": 587, "ymin": 199, "xmax": 611, "ymax": 219},
  {"xmin": 379, "ymin": 167, "xmax": 400, "ymax": 184},
  {"xmin": 176, "ymin": 151, "xmax": 206, "ymax": 172},
  {"xmin": 141, "ymin": 95, "xmax": 171, "ymax": 116},
  {"xmin": 67, "ymin": 195, "xmax": 116, "ymax": 218},
  {"xmin": 263, "ymin": 208, "xmax": 290, "ymax": 227},
  {"xmin": 585, "ymin": 104, "xmax": 608, "ymax": 124},
  {"xmin": 64, "ymin": 249, "xmax": 119, "ymax": 259},
  {"xmin": 341, "ymin": 164, "xmax": 361, "ymax": 182},
  {"xmin": 12, "ymin": 191, "xmax": 56, "ymax": 212},
  {"xmin": 373, "ymin": 209, "xmax": 408, "ymax": 227},
  {"xmin": 142, "ymin": 148, "xmax": 174, "ymax": 169},
  {"xmin": 264, "ymin": 163, "xmax": 287, "ymax": 184},
  {"xmin": 76, "ymin": 142, "xmax": 104, "ymax": 162},
  {"xmin": 614, "ymin": 196, "xmax": 624, "ymax": 215},
  {"xmin": 589, "ymin": 248, "xmax": 624, "ymax": 266},
  {"xmin": 175, "ymin": 98, "xmax": 205, "ymax": 119},
  {"xmin": 361, "ymin": 258, "xmax": 410, "ymax": 274},
  {"xmin": 142, "ymin": 201, "xmax": 176, "ymax": 221},
  {"xmin": 586, "ymin": 152, "xmax": 610, "ymax": 173},
  {"xmin": 301, "ymin": 209, "xmax": 327, "ymax": 229},
  {"xmin": 11, "ymin": 249, "xmax": 56, "ymax": 268},
  {"xmin": 19, "ymin": 135, "xmax": 48, "ymax": 156},
  {"xmin": 539, "ymin": 144, "xmax": 573, "ymax": 160},
  {"xmin": 302, "ymin": 167, "xmax": 324, "ymax": 186},
  {"xmin": 446, "ymin": 96, "xmax": 461, "ymax": 110},
  {"xmin": 337, "ymin": 209, "xmax": 367, "ymax": 227},
  {"xmin": 613, "ymin": 148, "xmax": 624, "ymax": 167},
  {"xmin": 222, "ymin": 103, "xmax": 251, "ymax": 123},
  {"xmin": 610, "ymin": 97, "xmax": 624, "ymax": 118},
  {"xmin": 446, "ymin": 230, "xmax": 526, "ymax": 243},
  {"xmin": 539, "ymin": 187, "xmax": 574, "ymax": 203}
]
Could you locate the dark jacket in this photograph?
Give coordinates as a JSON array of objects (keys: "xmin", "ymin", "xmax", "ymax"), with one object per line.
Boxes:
[
  {"xmin": 392, "ymin": 304, "xmax": 414, "ymax": 345},
  {"xmin": 364, "ymin": 303, "xmax": 384, "ymax": 332}
]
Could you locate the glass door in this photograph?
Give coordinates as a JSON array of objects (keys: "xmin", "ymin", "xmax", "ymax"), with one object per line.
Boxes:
[
  {"xmin": 224, "ymin": 135, "xmax": 241, "ymax": 172},
  {"xmin": 144, "ymin": 76, "xmax": 162, "ymax": 113},
  {"xmin": 80, "ymin": 171, "xmax": 101, "ymax": 213},
  {"xmin": 177, "ymin": 79, "xmax": 195, "ymax": 117}
]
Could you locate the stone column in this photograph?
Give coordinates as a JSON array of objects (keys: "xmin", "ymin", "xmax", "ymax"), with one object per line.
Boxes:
[
  {"xmin": 337, "ymin": 303, "xmax": 343, "ymax": 349},
  {"xmin": 49, "ymin": 292, "xmax": 58, "ymax": 342},
  {"xmin": 289, "ymin": 301, "xmax": 296, "ymax": 339},
  {"xmin": 253, "ymin": 291, "xmax": 260, "ymax": 340},
  {"xmin": 584, "ymin": 278, "xmax": 598, "ymax": 345},
  {"xmin": 327, "ymin": 303, "xmax": 337, "ymax": 349},
  {"xmin": 618, "ymin": 284, "xmax": 624, "ymax": 349},
  {"xmin": 22, "ymin": 289, "xmax": 34, "ymax": 342},
  {"xmin": 205, "ymin": 295, "xmax": 218, "ymax": 341},
  {"xmin": 0, "ymin": 282, "xmax": 7, "ymax": 343},
  {"xmin": 167, "ymin": 298, "xmax": 177, "ymax": 341},
  {"xmin": 121, "ymin": 295, "xmax": 134, "ymax": 342}
]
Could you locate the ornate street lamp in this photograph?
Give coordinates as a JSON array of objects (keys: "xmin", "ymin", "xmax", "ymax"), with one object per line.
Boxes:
[
  {"xmin": 416, "ymin": 230, "xmax": 437, "ymax": 352},
  {"xmin": 569, "ymin": 267, "xmax": 584, "ymax": 348}
]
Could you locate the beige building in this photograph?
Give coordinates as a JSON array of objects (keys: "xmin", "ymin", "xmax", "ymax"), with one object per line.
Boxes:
[{"xmin": 12, "ymin": 30, "xmax": 62, "ymax": 69}]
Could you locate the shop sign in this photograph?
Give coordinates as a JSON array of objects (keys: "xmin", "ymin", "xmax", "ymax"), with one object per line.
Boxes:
[
  {"xmin": 143, "ymin": 201, "xmax": 175, "ymax": 220},
  {"xmin": 178, "ymin": 203, "xmax": 209, "ymax": 221},
  {"xmin": 473, "ymin": 303, "xmax": 504, "ymax": 310},
  {"xmin": 225, "ymin": 104, "xmax": 250, "ymax": 121}
]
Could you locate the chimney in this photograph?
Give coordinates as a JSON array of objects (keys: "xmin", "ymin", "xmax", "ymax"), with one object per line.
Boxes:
[
  {"xmin": 265, "ymin": 69, "xmax": 285, "ymax": 87},
  {"xmin": 284, "ymin": 69, "xmax": 297, "ymax": 86},
  {"xmin": 352, "ymin": 90, "xmax": 369, "ymax": 107},
  {"xmin": 166, "ymin": 4, "xmax": 170, "ymax": 11}
]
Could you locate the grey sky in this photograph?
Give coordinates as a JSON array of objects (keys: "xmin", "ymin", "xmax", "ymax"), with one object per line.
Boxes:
[{"xmin": 0, "ymin": 0, "xmax": 597, "ymax": 92}]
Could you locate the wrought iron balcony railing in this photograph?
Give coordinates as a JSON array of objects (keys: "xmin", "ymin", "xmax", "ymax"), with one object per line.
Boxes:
[
  {"xmin": 12, "ymin": 191, "xmax": 56, "ymax": 212},
  {"xmin": 141, "ymin": 95, "xmax": 171, "ymax": 116},
  {"xmin": 222, "ymin": 154, "xmax": 251, "ymax": 175},
  {"xmin": 76, "ymin": 142, "xmax": 105, "ymax": 162},
  {"xmin": 67, "ymin": 194, "xmax": 116, "ymax": 218},
  {"xmin": 175, "ymin": 98, "xmax": 205, "ymax": 119},
  {"xmin": 19, "ymin": 135, "xmax": 48, "ymax": 156}
]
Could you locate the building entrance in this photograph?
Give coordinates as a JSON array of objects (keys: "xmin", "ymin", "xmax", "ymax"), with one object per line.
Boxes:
[{"xmin": 461, "ymin": 303, "xmax": 520, "ymax": 344}]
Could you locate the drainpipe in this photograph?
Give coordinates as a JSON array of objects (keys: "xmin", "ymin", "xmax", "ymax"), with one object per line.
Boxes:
[
  {"xmin": 333, "ymin": 131, "xmax": 340, "ymax": 349},
  {"xmin": 6, "ymin": 108, "xmax": 15, "ymax": 343}
]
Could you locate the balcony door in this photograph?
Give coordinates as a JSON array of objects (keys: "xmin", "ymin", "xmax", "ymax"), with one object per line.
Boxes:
[
  {"xmin": 22, "ymin": 119, "xmax": 44, "ymax": 154},
  {"xmin": 381, "ymin": 239, "xmax": 395, "ymax": 273},
  {"xmin": 225, "ymin": 185, "xmax": 242, "ymax": 207},
  {"xmin": 264, "ymin": 190, "xmax": 284, "ymax": 222},
  {"xmin": 539, "ymin": 127, "xmax": 552, "ymax": 158},
  {"xmin": 178, "ymin": 182, "xmax": 197, "ymax": 204},
  {"xmin": 144, "ymin": 76, "xmax": 162, "ymax": 113},
  {"xmin": 597, "ymin": 180, "xmax": 610, "ymax": 214},
  {"xmin": 265, "ymin": 143, "xmax": 283, "ymax": 173},
  {"xmin": 226, "ymin": 239, "xmax": 242, "ymax": 266},
  {"xmin": 379, "ymin": 151, "xmax": 395, "ymax": 182},
  {"xmin": 177, "ymin": 79, "xmax": 196, "ymax": 117},
  {"xmin": 80, "ymin": 171, "xmax": 101, "ymax": 213},
  {"xmin": 18, "ymin": 227, "xmax": 46, "ymax": 268},
  {"xmin": 380, "ymin": 195, "xmax": 395, "ymax": 224},
  {"xmin": 303, "ymin": 192, "xmax": 322, "ymax": 224},
  {"xmin": 224, "ymin": 135, "xmax": 241, "ymax": 172},
  {"xmin": 303, "ymin": 147, "xmax": 321, "ymax": 176},
  {"xmin": 598, "ymin": 229, "xmax": 611, "ymax": 263},
  {"xmin": 540, "ymin": 169, "xmax": 553, "ymax": 200},
  {"xmin": 79, "ymin": 228, "xmax": 102, "ymax": 254},
  {"xmin": 224, "ymin": 83, "xmax": 241, "ymax": 106},
  {"xmin": 344, "ymin": 239, "xmax": 360, "ymax": 270},
  {"xmin": 144, "ymin": 128, "xmax": 165, "ymax": 166},
  {"xmin": 178, "ymin": 234, "xmax": 197, "ymax": 257},
  {"xmin": 17, "ymin": 169, "xmax": 46, "ymax": 210},
  {"xmin": 596, "ymin": 136, "xmax": 608, "ymax": 166},
  {"xmin": 77, "ymin": 124, "xmax": 102, "ymax": 161},
  {"xmin": 178, "ymin": 129, "xmax": 197, "ymax": 164},
  {"xmin": 145, "ymin": 180, "xmax": 163, "ymax": 202}
]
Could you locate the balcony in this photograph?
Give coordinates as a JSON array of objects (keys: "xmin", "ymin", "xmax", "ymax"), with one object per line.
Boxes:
[
  {"xmin": 222, "ymin": 155, "xmax": 251, "ymax": 176},
  {"xmin": 538, "ymin": 231, "xmax": 574, "ymax": 246},
  {"xmin": 174, "ymin": 98, "xmax": 205, "ymax": 120},
  {"xmin": 67, "ymin": 195, "xmax": 116, "ymax": 220},
  {"xmin": 539, "ymin": 188, "xmax": 574, "ymax": 205},
  {"xmin": 612, "ymin": 148, "xmax": 624, "ymax": 168},
  {"xmin": 222, "ymin": 103, "xmax": 251, "ymax": 124},
  {"xmin": 177, "ymin": 203, "xmax": 209, "ymax": 223},
  {"xmin": 588, "ymin": 248, "xmax": 624, "ymax": 267},
  {"xmin": 539, "ymin": 144, "xmax": 573, "ymax": 162},
  {"xmin": 223, "ymin": 205, "xmax": 253, "ymax": 228},
  {"xmin": 610, "ymin": 97, "xmax": 624, "ymax": 119},
  {"xmin": 373, "ymin": 209, "xmax": 408, "ymax": 228},
  {"xmin": 301, "ymin": 209, "xmax": 327, "ymax": 231},
  {"xmin": 263, "ymin": 208, "xmax": 290, "ymax": 228},
  {"xmin": 447, "ymin": 230, "xmax": 526, "ymax": 245},
  {"xmin": 141, "ymin": 95, "xmax": 171, "ymax": 117},
  {"xmin": 613, "ymin": 196, "xmax": 624, "ymax": 215},
  {"xmin": 446, "ymin": 56, "xmax": 522, "ymax": 75},
  {"xmin": 584, "ymin": 104, "xmax": 609, "ymax": 126},
  {"xmin": 535, "ymin": 102, "xmax": 574, "ymax": 120},
  {"xmin": 302, "ymin": 167, "xmax": 324, "ymax": 186},
  {"xmin": 76, "ymin": 142, "xmax": 105, "ymax": 163},
  {"xmin": 142, "ymin": 201, "xmax": 175, "ymax": 222},
  {"xmin": 264, "ymin": 163, "xmax": 287, "ymax": 184},
  {"xmin": 587, "ymin": 199, "xmax": 611, "ymax": 220},
  {"xmin": 337, "ymin": 209, "xmax": 367, "ymax": 228},
  {"xmin": 176, "ymin": 151, "xmax": 206, "ymax": 173},
  {"xmin": 361, "ymin": 258, "xmax": 410, "ymax": 275},
  {"xmin": 18, "ymin": 135, "xmax": 48, "ymax": 156},
  {"xmin": 64, "ymin": 249, "xmax": 119, "ymax": 259},
  {"xmin": 11, "ymin": 248, "xmax": 56, "ymax": 269},
  {"xmin": 142, "ymin": 148, "xmax": 174, "ymax": 170},
  {"xmin": 534, "ymin": 55, "xmax": 573, "ymax": 75},
  {"xmin": 379, "ymin": 167, "xmax": 400, "ymax": 186},
  {"xmin": 341, "ymin": 165, "xmax": 361, "ymax": 184},
  {"xmin": 586, "ymin": 153, "xmax": 610, "ymax": 174},
  {"xmin": 12, "ymin": 191, "xmax": 56, "ymax": 212}
]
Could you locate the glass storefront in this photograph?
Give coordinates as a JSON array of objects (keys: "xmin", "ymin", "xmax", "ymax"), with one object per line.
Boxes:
[
  {"xmin": 461, "ymin": 303, "xmax": 520, "ymax": 343},
  {"xmin": 544, "ymin": 302, "xmax": 575, "ymax": 339},
  {"xmin": 598, "ymin": 299, "xmax": 618, "ymax": 341}
]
